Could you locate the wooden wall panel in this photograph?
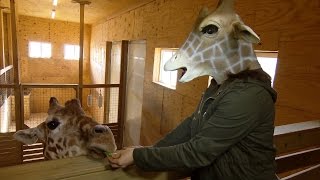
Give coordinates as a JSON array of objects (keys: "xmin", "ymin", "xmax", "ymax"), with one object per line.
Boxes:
[
  {"xmin": 161, "ymin": 89, "xmax": 183, "ymax": 135},
  {"xmin": 90, "ymin": 0, "xmax": 320, "ymax": 145},
  {"xmin": 18, "ymin": 15, "xmax": 92, "ymax": 84}
]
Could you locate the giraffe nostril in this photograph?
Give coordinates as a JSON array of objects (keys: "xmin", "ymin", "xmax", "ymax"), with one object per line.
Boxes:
[{"xmin": 94, "ymin": 125, "xmax": 107, "ymax": 133}]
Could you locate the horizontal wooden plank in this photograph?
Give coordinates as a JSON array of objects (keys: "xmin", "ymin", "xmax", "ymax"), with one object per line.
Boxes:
[
  {"xmin": 22, "ymin": 143, "xmax": 44, "ymax": 150},
  {"xmin": 0, "ymin": 156, "xmax": 169, "ymax": 180},
  {"xmin": 281, "ymin": 164, "xmax": 320, "ymax": 180},
  {"xmin": 276, "ymin": 147, "xmax": 320, "ymax": 173},
  {"xmin": 23, "ymin": 153, "xmax": 44, "ymax": 161},
  {"xmin": 274, "ymin": 120, "xmax": 320, "ymax": 155}
]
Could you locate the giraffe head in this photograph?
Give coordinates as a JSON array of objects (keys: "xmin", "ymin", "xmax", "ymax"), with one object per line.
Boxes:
[
  {"xmin": 13, "ymin": 97, "xmax": 117, "ymax": 160},
  {"xmin": 164, "ymin": 0, "xmax": 261, "ymax": 84}
]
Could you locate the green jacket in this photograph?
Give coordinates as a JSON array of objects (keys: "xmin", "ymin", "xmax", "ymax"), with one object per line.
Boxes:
[{"xmin": 133, "ymin": 78, "xmax": 278, "ymax": 180}]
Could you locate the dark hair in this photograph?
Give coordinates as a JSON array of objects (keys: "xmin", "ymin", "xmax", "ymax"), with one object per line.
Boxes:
[{"xmin": 227, "ymin": 68, "xmax": 272, "ymax": 84}]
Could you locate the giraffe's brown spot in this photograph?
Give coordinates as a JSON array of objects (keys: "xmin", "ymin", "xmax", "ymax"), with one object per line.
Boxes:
[
  {"xmin": 48, "ymin": 146, "xmax": 57, "ymax": 154},
  {"xmin": 48, "ymin": 137, "xmax": 54, "ymax": 145},
  {"xmin": 72, "ymin": 150, "xmax": 77, "ymax": 156},
  {"xmin": 63, "ymin": 138, "xmax": 67, "ymax": 148},
  {"xmin": 56, "ymin": 144, "xmax": 63, "ymax": 151},
  {"xmin": 68, "ymin": 138, "xmax": 77, "ymax": 147},
  {"xmin": 58, "ymin": 138, "xmax": 62, "ymax": 143},
  {"xmin": 45, "ymin": 152, "xmax": 52, "ymax": 160},
  {"xmin": 65, "ymin": 151, "xmax": 69, "ymax": 156}
]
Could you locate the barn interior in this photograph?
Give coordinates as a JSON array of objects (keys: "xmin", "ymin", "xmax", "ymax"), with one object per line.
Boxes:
[{"xmin": 0, "ymin": 0, "xmax": 319, "ymax": 179}]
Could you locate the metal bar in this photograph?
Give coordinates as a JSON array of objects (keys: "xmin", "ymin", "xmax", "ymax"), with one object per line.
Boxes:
[
  {"xmin": 0, "ymin": 84, "xmax": 15, "ymax": 88},
  {"xmin": 117, "ymin": 40, "xmax": 129, "ymax": 148}
]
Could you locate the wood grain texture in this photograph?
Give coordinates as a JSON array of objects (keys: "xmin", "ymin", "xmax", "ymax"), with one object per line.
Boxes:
[{"xmin": 0, "ymin": 156, "xmax": 169, "ymax": 180}]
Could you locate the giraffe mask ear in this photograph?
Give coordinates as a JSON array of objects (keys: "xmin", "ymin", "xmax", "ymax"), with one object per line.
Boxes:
[
  {"xmin": 233, "ymin": 22, "xmax": 260, "ymax": 44},
  {"xmin": 13, "ymin": 128, "xmax": 40, "ymax": 145}
]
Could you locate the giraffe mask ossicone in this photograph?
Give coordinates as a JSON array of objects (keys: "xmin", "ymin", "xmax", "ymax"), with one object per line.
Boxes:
[
  {"xmin": 164, "ymin": 0, "xmax": 261, "ymax": 84},
  {"xmin": 13, "ymin": 97, "xmax": 117, "ymax": 160}
]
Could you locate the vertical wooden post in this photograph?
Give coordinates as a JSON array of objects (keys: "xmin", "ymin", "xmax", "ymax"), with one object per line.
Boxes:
[
  {"xmin": 118, "ymin": 40, "xmax": 129, "ymax": 148},
  {"xmin": 103, "ymin": 41, "xmax": 112, "ymax": 123},
  {"xmin": 75, "ymin": 0, "xmax": 91, "ymax": 105},
  {"xmin": 0, "ymin": 9, "xmax": 5, "ymax": 69},
  {"xmin": 10, "ymin": 0, "xmax": 21, "ymax": 131},
  {"xmin": 10, "ymin": 0, "xmax": 22, "ymax": 164},
  {"xmin": 78, "ymin": 3, "xmax": 84, "ymax": 104}
]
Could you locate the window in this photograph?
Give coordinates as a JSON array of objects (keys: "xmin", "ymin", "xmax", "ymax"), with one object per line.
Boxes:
[
  {"xmin": 64, "ymin": 44, "xmax": 80, "ymax": 60},
  {"xmin": 256, "ymin": 51, "xmax": 278, "ymax": 87},
  {"xmin": 153, "ymin": 48, "xmax": 178, "ymax": 89},
  {"xmin": 29, "ymin": 41, "xmax": 51, "ymax": 58}
]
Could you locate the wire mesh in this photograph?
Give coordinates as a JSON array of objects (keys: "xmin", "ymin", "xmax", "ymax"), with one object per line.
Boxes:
[
  {"xmin": 0, "ymin": 67, "xmax": 15, "ymax": 133},
  {"xmin": 0, "ymin": 88, "xmax": 15, "ymax": 133},
  {"xmin": 24, "ymin": 88, "xmax": 77, "ymax": 128},
  {"xmin": 82, "ymin": 87, "xmax": 119, "ymax": 124}
]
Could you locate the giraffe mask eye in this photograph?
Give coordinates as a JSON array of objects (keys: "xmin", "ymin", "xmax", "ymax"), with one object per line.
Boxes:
[
  {"xmin": 47, "ymin": 118, "xmax": 60, "ymax": 130},
  {"xmin": 201, "ymin": 24, "xmax": 219, "ymax": 35}
]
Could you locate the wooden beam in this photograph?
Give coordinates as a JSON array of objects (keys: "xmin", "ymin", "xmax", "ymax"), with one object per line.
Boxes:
[
  {"xmin": 118, "ymin": 40, "xmax": 129, "ymax": 149},
  {"xmin": 276, "ymin": 147, "xmax": 320, "ymax": 174},
  {"xmin": 78, "ymin": 3, "xmax": 84, "ymax": 104},
  {"xmin": 0, "ymin": 9, "xmax": 4, "ymax": 69},
  {"xmin": 104, "ymin": 41, "xmax": 112, "ymax": 123},
  {"xmin": 274, "ymin": 120, "xmax": 320, "ymax": 155}
]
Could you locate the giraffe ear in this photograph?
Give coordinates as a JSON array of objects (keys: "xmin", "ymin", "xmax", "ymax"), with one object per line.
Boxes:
[
  {"xmin": 48, "ymin": 97, "xmax": 62, "ymax": 114},
  {"xmin": 233, "ymin": 22, "xmax": 260, "ymax": 44},
  {"xmin": 13, "ymin": 128, "xmax": 39, "ymax": 145},
  {"xmin": 65, "ymin": 99, "xmax": 85, "ymax": 115}
]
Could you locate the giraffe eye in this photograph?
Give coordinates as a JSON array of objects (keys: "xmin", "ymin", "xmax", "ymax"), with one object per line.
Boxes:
[
  {"xmin": 201, "ymin": 24, "xmax": 219, "ymax": 35},
  {"xmin": 47, "ymin": 118, "xmax": 60, "ymax": 130}
]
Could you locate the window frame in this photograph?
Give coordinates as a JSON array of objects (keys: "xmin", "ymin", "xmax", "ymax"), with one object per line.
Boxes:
[
  {"xmin": 28, "ymin": 41, "xmax": 52, "ymax": 59},
  {"xmin": 153, "ymin": 48, "xmax": 178, "ymax": 90},
  {"xmin": 64, "ymin": 44, "xmax": 80, "ymax": 60}
]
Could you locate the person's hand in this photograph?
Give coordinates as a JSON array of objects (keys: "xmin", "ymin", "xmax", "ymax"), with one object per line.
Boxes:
[{"xmin": 107, "ymin": 147, "xmax": 135, "ymax": 168}]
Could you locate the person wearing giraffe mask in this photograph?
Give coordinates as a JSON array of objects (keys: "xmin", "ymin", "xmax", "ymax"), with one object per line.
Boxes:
[{"xmin": 108, "ymin": 0, "xmax": 278, "ymax": 179}]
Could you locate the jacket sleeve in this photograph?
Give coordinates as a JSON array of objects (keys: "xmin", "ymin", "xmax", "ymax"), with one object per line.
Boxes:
[
  {"xmin": 153, "ymin": 114, "xmax": 193, "ymax": 147},
  {"xmin": 133, "ymin": 85, "xmax": 269, "ymax": 171}
]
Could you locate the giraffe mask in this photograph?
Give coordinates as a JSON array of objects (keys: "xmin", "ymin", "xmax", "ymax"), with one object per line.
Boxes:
[
  {"xmin": 13, "ymin": 97, "xmax": 117, "ymax": 160},
  {"xmin": 164, "ymin": 0, "xmax": 261, "ymax": 84}
]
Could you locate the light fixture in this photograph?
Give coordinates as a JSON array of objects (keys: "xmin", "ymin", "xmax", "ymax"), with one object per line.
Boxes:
[
  {"xmin": 51, "ymin": 10, "xmax": 56, "ymax": 19},
  {"xmin": 53, "ymin": 0, "xmax": 58, "ymax": 6}
]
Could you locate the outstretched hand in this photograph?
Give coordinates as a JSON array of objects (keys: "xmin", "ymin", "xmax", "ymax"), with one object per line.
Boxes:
[{"xmin": 107, "ymin": 147, "xmax": 135, "ymax": 168}]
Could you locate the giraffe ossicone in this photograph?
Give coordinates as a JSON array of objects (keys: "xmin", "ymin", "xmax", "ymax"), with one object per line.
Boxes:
[
  {"xmin": 164, "ymin": 0, "xmax": 261, "ymax": 84},
  {"xmin": 13, "ymin": 97, "xmax": 117, "ymax": 160}
]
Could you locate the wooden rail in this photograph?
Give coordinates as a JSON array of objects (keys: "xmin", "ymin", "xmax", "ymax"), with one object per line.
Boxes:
[{"xmin": 274, "ymin": 120, "xmax": 320, "ymax": 179}]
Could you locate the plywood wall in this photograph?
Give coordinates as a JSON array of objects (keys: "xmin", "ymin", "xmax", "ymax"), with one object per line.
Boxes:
[
  {"xmin": 90, "ymin": 0, "xmax": 320, "ymax": 145},
  {"xmin": 18, "ymin": 15, "xmax": 92, "ymax": 84}
]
